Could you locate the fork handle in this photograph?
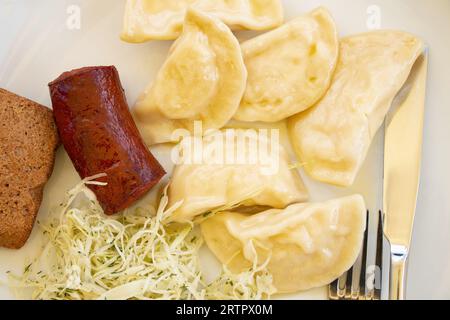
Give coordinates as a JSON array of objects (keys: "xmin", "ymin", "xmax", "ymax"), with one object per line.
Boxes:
[{"xmin": 389, "ymin": 246, "xmax": 409, "ymax": 300}]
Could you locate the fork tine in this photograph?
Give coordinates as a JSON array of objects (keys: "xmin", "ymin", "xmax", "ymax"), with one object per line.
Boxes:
[
  {"xmin": 337, "ymin": 273, "xmax": 347, "ymax": 299},
  {"xmin": 329, "ymin": 210, "xmax": 380, "ymax": 300},
  {"xmin": 373, "ymin": 210, "xmax": 384, "ymax": 300},
  {"xmin": 329, "ymin": 272, "xmax": 347, "ymax": 300},
  {"xmin": 358, "ymin": 211, "xmax": 370, "ymax": 300},
  {"xmin": 345, "ymin": 266, "xmax": 354, "ymax": 299},
  {"xmin": 329, "ymin": 278, "xmax": 339, "ymax": 300}
]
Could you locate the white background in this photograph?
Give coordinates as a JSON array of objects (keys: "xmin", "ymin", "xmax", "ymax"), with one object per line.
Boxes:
[{"xmin": 0, "ymin": 0, "xmax": 450, "ymax": 300}]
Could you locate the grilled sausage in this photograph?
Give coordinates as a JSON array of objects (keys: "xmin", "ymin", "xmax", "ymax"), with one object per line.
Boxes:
[{"xmin": 49, "ymin": 66, "xmax": 165, "ymax": 215}]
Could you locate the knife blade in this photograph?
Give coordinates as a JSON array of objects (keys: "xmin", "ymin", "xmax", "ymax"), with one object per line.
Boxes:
[{"xmin": 383, "ymin": 52, "xmax": 428, "ymax": 300}]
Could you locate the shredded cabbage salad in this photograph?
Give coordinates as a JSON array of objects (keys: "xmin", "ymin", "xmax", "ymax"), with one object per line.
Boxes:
[{"xmin": 8, "ymin": 175, "xmax": 275, "ymax": 300}]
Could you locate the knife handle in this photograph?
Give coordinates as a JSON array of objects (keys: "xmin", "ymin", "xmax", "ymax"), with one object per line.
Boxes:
[{"xmin": 389, "ymin": 245, "xmax": 409, "ymax": 300}]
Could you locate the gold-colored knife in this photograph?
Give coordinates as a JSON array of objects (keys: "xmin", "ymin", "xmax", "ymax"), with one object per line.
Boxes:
[{"xmin": 383, "ymin": 52, "xmax": 428, "ymax": 300}]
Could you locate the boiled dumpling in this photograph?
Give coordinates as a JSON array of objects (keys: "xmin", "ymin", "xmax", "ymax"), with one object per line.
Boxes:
[
  {"xmin": 201, "ymin": 195, "xmax": 366, "ymax": 293},
  {"xmin": 233, "ymin": 7, "xmax": 339, "ymax": 123},
  {"xmin": 121, "ymin": 0, "xmax": 284, "ymax": 42},
  {"xmin": 288, "ymin": 31, "xmax": 424, "ymax": 187},
  {"xmin": 168, "ymin": 129, "xmax": 308, "ymax": 223},
  {"xmin": 133, "ymin": 9, "xmax": 247, "ymax": 145}
]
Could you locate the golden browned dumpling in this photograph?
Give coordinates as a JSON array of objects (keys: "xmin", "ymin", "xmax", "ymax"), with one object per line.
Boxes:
[
  {"xmin": 168, "ymin": 130, "xmax": 308, "ymax": 223},
  {"xmin": 288, "ymin": 31, "xmax": 424, "ymax": 187},
  {"xmin": 133, "ymin": 9, "xmax": 247, "ymax": 145},
  {"xmin": 121, "ymin": 0, "xmax": 284, "ymax": 42},
  {"xmin": 234, "ymin": 7, "xmax": 339, "ymax": 123},
  {"xmin": 201, "ymin": 195, "xmax": 366, "ymax": 293}
]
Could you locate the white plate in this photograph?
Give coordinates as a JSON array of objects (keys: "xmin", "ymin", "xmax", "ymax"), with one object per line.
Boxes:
[{"xmin": 1, "ymin": 0, "xmax": 450, "ymax": 300}]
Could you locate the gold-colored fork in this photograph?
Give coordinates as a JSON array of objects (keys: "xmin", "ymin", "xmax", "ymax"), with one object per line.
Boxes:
[{"xmin": 329, "ymin": 210, "xmax": 384, "ymax": 300}]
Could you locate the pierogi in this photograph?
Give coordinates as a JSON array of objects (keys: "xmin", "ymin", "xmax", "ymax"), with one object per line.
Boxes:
[
  {"xmin": 133, "ymin": 9, "xmax": 247, "ymax": 145},
  {"xmin": 201, "ymin": 195, "xmax": 367, "ymax": 293},
  {"xmin": 121, "ymin": 0, "xmax": 284, "ymax": 42},
  {"xmin": 168, "ymin": 130, "xmax": 308, "ymax": 223},
  {"xmin": 288, "ymin": 31, "xmax": 424, "ymax": 187},
  {"xmin": 233, "ymin": 7, "xmax": 339, "ymax": 123}
]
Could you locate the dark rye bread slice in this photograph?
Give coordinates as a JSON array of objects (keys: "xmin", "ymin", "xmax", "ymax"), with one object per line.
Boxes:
[{"xmin": 0, "ymin": 88, "xmax": 59, "ymax": 249}]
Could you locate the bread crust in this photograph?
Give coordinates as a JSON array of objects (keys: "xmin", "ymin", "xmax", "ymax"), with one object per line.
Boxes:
[{"xmin": 0, "ymin": 88, "xmax": 59, "ymax": 249}]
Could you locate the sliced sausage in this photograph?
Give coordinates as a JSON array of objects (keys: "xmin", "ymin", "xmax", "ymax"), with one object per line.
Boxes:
[{"xmin": 49, "ymin": 66, "xmax": 165, "ymax": 215}]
